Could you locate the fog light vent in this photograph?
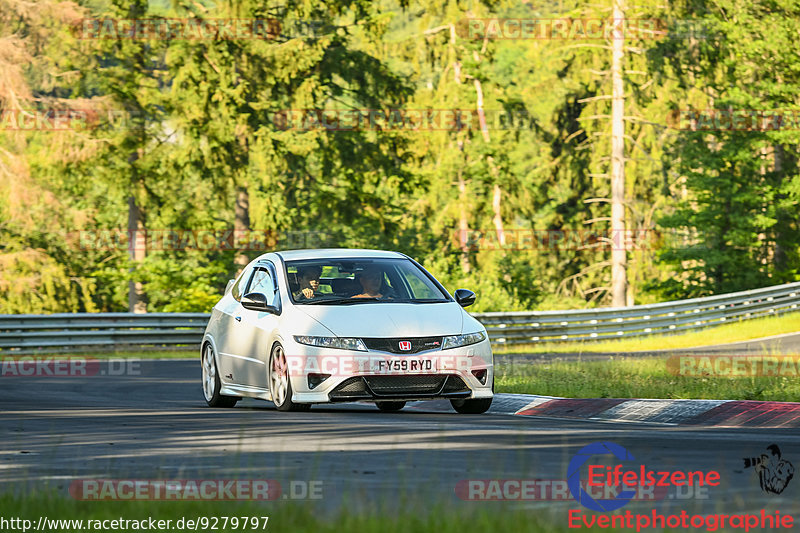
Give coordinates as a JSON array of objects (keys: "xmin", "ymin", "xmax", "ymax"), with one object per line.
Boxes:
[
  {"xmin": 471, "ymin": 368, "xmax": 488, "ymax": 385},
  {"xmin": 308, "ymin": 373, "xmax": 331, "ymax": 390}
]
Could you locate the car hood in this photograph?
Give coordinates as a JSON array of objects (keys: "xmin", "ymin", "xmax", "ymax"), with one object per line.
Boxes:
[{"xmin": 296, "ymin": 302, "xmax": 465, "ymax": 337}]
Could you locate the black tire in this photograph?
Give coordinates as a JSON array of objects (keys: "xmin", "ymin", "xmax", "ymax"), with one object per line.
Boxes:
[
  {"xmin": 270, "ymin": 343, "xmax": 310, "ymax": 412},
  {"xmin": 202, "ymin": 343, "xmax": 238, "ymax": 408},
  {"xmin": 376, "ymin": 401, "xmax": 406, "ymax": 412},
  {"xmin": 450, "ymin": 397, "xmax": 492, "ymax": 414}
]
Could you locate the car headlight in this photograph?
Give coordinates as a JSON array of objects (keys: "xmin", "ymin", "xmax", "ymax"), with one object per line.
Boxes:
[
  {"xmin": 293, "ymin": 336, "xmax": 368, "ymax": 351},
  {"xmin": 441, "ymin": 331, "xmax": 486, "ymax": 350}
]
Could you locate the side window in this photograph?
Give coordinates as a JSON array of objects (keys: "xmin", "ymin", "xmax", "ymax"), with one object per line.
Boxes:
[
  {"xmin": 231, "ymin": 266, "xmax": 254, "ymax": 302},
  {"xmin": 246, "ymin": 266, "xmax": 279, "ymax": 307},
  {"xmin": 404, "ymin": 270, "xmax": 438, "ymax": 299}
]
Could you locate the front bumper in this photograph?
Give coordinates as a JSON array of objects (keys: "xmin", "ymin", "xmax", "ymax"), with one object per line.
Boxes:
[{"xmin": 286, "ymin": 337, "xmax": 494, "ymax": 403}]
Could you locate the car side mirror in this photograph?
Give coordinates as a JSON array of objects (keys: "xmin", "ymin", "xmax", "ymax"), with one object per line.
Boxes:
[
  {"xmin": 225, "ymin": 279, "xmax": 235, "ymax": 295},
  {"xmin": 241, "ymin": 292, "xmax": 280, "ymax": 314},
  {"xmin": 454, "ymin": 288, "xmax": 476, "ymax": 308}
]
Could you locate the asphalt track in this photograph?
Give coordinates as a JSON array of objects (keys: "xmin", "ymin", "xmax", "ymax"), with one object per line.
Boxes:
[{"xmin": 2, "ymin": 359, "xmax": 800, "ymax": 522}]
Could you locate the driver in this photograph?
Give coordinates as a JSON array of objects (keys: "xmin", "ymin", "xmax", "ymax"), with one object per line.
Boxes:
[{"xmin": 293, "ymin": 266, "xmax": 322, "ymax": 300}]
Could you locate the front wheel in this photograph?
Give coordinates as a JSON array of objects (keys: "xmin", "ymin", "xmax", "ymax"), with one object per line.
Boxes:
[
  {"xmin": 202, "ymin": 343, "xmax": 238, "ymax": 408},
  {"xmin": 269, "ymin": 343, "xmax": 310, "ymax": 412},
  {"xmin": 376, "ymin": 401, "xmax": 406, "ymax": 412},
  {"xmin": 450, "ymin": 397, "xmax": 492, "ymax": 414}
]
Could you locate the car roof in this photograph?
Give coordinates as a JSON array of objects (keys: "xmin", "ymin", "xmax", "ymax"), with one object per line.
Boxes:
[{"xmin": 271, "ymin": 248, "xmax": 407, "ymax": 261}]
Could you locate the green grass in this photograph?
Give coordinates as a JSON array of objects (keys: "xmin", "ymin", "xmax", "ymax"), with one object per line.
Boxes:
[
  {"xmin": 0, "ymin": 492, "xmax": 600, "ymax": 533},
  {"xmin": 495, "ymin": 356, "xmax": 800, "ymax": 401},
  {"xmin": 494, "ymin": 311, "xmax": 800, "ymax": 355}
]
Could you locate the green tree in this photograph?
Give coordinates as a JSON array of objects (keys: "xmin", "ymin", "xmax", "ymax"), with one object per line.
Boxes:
[
  {"xmin": 651, "ymin": 0, "xmax": 800, "ymax": 296},
  {"xmin": 166, "ymin": 0, "xmax": 416, "ymax": 271}
]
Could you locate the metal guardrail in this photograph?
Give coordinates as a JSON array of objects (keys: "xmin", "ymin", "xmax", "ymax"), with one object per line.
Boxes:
[
  {"xmin": 0, "ymin": 313, "xmax": 209, "ymax": 354},
  {"xmin": 481, "ymin": 281, "xmax": 800, "ymax": 345},
  {"xmin": 1, "ymin": 282, "xmax": 799, "ymax": 352}
]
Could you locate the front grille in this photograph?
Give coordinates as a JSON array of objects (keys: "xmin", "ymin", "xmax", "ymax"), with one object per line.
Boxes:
[
  {"xmin": 362, "ymin": 336, "xmax": 444, "ymax": 354},
  {"xmin": 364, "ymin": 375, "xmax": 446, "ymax": 395},
  {"xmin": 328, "ymin": 374, "xmax": 471, "ymax": 400}
]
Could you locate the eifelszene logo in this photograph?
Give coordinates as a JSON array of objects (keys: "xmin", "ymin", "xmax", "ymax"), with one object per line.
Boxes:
[
  {"xmin": 567, "ymin": 441, "xmax": 796, "ymax": 531},
  {"xmin": 568, "ymin": 441, "xmax": 721, "ymax": 512},
  {"xmin": 744, "ymin": 444, "xmax": 795, "ymax": 495}
]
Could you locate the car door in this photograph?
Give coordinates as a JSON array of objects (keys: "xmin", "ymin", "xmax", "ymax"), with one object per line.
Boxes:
[
  {"xmin": 227, "ymin": 262, "xmax": 281, "ymax": 389},
  {"xmin": 215, "ymin": 264, "xmax": 255, "ymax": 386}
]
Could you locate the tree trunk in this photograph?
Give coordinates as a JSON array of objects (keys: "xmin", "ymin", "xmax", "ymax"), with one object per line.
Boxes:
[
  {"xmin": 473, "ymin": 79, "xmax": 505, "ymax": 246},
  {"xmin": 773, "ymin": 144, "xmax": 788, "ymax": 272},
  {"xmin": 492, "ymin": 183, "xmax": 505, "ymax": 246},
  {"xmin": 458, "ymin": 181, "xmax": 469, "ymax": 264},
  {"xmin": 458, "ymin": 147, "xmax": 470, "ymax": 273},
  {"xmin": 610, "ymin": 0, "xmax": 628, "ymax": 307},
  {"xmin": 234, "ymin": 185, "xmax": 251, "ymax": 270},
  {"xmin": 127, "ymin": 195, "xmax": 146, "ymax": 314}
]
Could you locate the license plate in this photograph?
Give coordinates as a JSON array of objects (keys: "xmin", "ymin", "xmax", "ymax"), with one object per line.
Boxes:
[{"xmin": 371, "ymin": 358, "xmax": 436, "ymax": 373}]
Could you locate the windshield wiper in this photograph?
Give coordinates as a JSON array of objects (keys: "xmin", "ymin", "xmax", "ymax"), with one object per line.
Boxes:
[{"xmin": 303, "ymin": 297, "xmax": 382, "ymax": 305}]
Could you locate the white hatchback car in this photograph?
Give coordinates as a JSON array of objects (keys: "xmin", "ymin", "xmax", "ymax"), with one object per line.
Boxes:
[{"xmin": 201, "ymin": 249, "xmax": 494, "ymax": 413}]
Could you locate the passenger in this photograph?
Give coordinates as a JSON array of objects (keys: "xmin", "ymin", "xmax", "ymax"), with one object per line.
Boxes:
[
  {"xmin": 353, "ymin": 266, "xmax": 388, "ymax": 299},
  {"xmin": 293, "ymin": 266, "xmax": 322, "ymax": 300}
]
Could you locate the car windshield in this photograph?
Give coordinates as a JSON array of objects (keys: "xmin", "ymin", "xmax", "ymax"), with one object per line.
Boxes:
[{"xmin": 285, "ymin": 258, "xmax": 450, "ymax": 305}]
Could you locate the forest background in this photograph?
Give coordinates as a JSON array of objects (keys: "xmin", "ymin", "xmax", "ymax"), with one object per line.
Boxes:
[{"xmin": 2, "ymin": 0, "xmax": 798, "ymax": 314}]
